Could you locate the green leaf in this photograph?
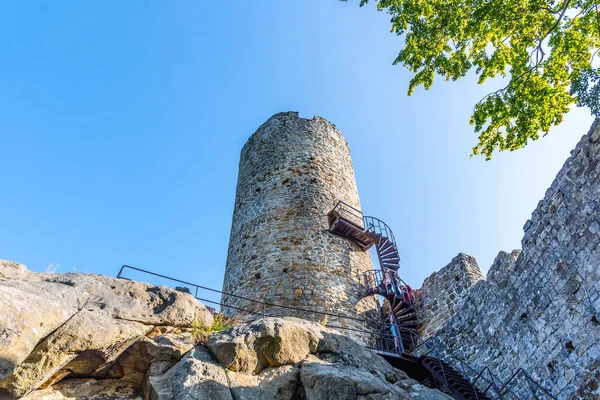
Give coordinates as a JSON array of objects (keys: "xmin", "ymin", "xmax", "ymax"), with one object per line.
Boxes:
[{"xmin": 345, "ymin": 0, "xmax": 600, "ymax": 158}]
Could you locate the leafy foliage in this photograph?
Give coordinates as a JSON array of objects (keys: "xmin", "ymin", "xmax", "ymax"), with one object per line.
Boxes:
[
  {"xmin": 347, "ymin": 0, "xmax": 600, "ymax": 159},
  {"xmin": 211, "ymin": 313, "xmax": 239, "ymax": 331},
  {"xmin": 320, "ymin": 315, "xmax": 329, "ymax": 326},
  {"xmin": 192, "ymin": 313, "xmax": 239, "ymax": 344}
]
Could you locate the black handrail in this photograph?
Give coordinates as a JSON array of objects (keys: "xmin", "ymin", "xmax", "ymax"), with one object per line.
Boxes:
[
  {"xmin": 413, "ymin": 335, "xmax": 519, "ymax": 398},
  {"xmin": 331, "ymin": 200, "xmax": 366, "ymax": 228},
  {"xmin": 117, "ymin": 265, "xmax": 411, "ymax": 340},
  {"xmin": 332, "ymin": 200, "xmax": 363, "ymax": 216},
  {"xmin": 117, "ymin": 265, "xmax": 555, "ymax": 400},
  {"xmin": 364, "ymin": 270, "xmax": 414, "ymax": 302},
  {"xmin": 499, "ymin": 368, "xmax": 557, "ymax": 399},
  {"xmin": 363, "ymin": 215, "xmax": 397, "ymax": 247},
  {"xmin": 409, "ymin": 333, "xmax": 556, "ymax": 400}
]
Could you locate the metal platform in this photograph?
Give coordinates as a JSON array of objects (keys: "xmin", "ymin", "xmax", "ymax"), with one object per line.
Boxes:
[{"xmin": 327, "ymin": 201, "xmax": 375, "ymax": 251}]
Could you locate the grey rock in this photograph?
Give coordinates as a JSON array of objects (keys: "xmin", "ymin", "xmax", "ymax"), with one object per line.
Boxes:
[
  {"xmin": 300, "ymin": 362, "xmax": 410, "ymax": 400},
  {"xmin": 0, "ymin": 260, "xmax": 32, "ymax": 280},
  {"xmin": 406, "ymin": 384, "xmax": 454, "ymax": 400},
  {"xmin": 0, "ymin": 270, "xmax": 80, "ymax": 383},
  {"xmin": 207, "ymin": 317, "xmax": 399, "ymax": 381},
  {"xmin": 0, "ymin": 261, "xmax": 212, "ymax": 399},
  {"xmin": 227, "ymin": 365, "xmax": 301, "ymax": 400},
  {"xmin": 107, "ymin": 331, "xmax": 195, "ymax": 385},
  {"xmin": 1, "ymin": 309, "xmax": 151, "ymax": 397},
  {"xmin": 207, "ymin": 317, "xmax": 321, "ymax": 374},
  {"xmin": 41, "ymin": 272, "xmax": 212, "ymax": 328},
  {"xmin": 147, "ymin": 346, "xmax": 233, "ymax": 400},
  {"xmin": 23, "ymin": 378, "xmax": 142, "ymax": 400}
]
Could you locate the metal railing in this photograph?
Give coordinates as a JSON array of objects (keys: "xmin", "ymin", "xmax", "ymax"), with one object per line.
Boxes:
[
  {"xmin": 116, "ymin": 265, "xmax": 555, "ymax": 400},
  {"xmin": 363, "ymin": 270, "xmax": 413, "ymax": 302},
  {"xmin": 116, "ymin": 264, "xmax": 408, "ymax": 343},
  {"xmin": 409, "ymin": 334, "xmax": 557, "ymax": 400},
  {"xmin": 371, "ymin": 320, "xmax": 415, "ymax": 354},
  {"xmin": 362, "ymin": 269, "xmax": 418, "ymax": 352},
  {"xmin": 363, "ymin": 215, "xmax": 397, "ymax": 247},
  {"xmin": 497, "ymin": 368, "xmax": 557, "ymax": 400},
  {"xmin": 330, "ymin": 200, "xmax": 367, "ymax": 228}
]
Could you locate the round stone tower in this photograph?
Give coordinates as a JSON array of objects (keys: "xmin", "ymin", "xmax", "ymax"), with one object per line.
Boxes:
[{"xmin": 221, "ymin": 111, "xmax": 377, "ymax": 335}]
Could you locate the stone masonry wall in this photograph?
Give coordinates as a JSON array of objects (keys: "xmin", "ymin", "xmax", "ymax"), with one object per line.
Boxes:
[
  {"xmin": 413, "ymin": 253, "xmax": 485, "ymax": 339},
  {"xmin": 221, "ymin": 112, "xmax": 378, "ymax": 341},
  {"xmin": 418, "ymin": 120, "xmax": 600, "ymax": 399}
]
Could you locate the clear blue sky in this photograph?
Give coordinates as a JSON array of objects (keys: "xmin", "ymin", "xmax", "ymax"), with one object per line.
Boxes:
[{"xmin": 0, "ymin": 1, "xmax": 594, "ymax": 307}]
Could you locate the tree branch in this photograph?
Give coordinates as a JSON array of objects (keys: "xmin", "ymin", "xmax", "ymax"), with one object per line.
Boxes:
[
  {"xmin": 527, "ymin": 0, "xmax": 572, "ymax": 68},
  {"xmin": 544, "ymin": 0, "xmax": 572, "ymax": 39}
]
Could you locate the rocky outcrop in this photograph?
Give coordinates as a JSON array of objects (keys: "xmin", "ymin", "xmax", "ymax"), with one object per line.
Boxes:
[
  {"xmin": 147, "ymin": 346, "xmax": 232, "ymax": 400},
  {"xmin": 1, "ymin": 260, "xmax": 452, "ymax": 399},
  {"xmin": 206, "ymin": 318, "xmax": 397, "ymax": 379},
  {"xmin": 149, "ymin": 317, "xmax": 453, "ymax": 400},
  {"xmin": 0, "ymin": 260, "xmax": 212, "ymax": 399}
]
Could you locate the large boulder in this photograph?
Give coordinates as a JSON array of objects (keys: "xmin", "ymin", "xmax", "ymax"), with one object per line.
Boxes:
[
  {"xmin": 206, "ymin": 317, "xmax": 397, "ymax": 381},
  {"xmin": 23, "ymin": 379, "xmax": 143, "ymax": 400},
  {"xmin": 0, "ymin": 260, "xmax": 35, "ymax": 280},
  {"xmin": 206, "ymin": 317, "xmax": 321, "ymax": 374},
  {"xmin": 147, "ymin": 346, "xmax": 233, "ymax": 400},
  {"xmin": 0, "ymin": 260, "xmax": 212, "ymax": 399},
  {"xmin": 197, "ymin": 318, "xmax": 450, "ymax": 399},
  {"xmin": 226, "ymin": 365, "xmax": 302, "ymax": 400},
  {"xmin": 40, "ymin": 271, "xmax": 212, "ymax": 327},
  {"xmin": 299, "ymin": 360, "xmax": 454, "ymax": 400},
  {"xmin": 2, "ymin": 310, "xmax": 151, "ymax": 397},
  {"xmin": 300, "ymin": 361, "xmax": 410, "ymax": 400},
  {"xmin": 147, "ymin": 318, "xmax": 454, "ymax": 400},
  {"xmin": 114, "ymin": 331, "xmax": 195, "ymax": 386},
  {"xmin": 0, "ymin": 272, "xmax": 80, "ymax": 383}
]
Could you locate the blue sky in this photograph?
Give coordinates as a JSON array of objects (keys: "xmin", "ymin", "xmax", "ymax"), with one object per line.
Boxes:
[{"xmin": 0, "ymin": 1, "xmax": 594, "ymax": 307}]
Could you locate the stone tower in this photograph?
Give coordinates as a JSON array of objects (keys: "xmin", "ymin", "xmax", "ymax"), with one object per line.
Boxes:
[{"xmin": 221, "ymin": 111, "xmax": 377, "ymax": 334}]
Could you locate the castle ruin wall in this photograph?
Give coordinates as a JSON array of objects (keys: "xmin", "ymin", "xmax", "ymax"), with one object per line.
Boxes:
[
  {"xmin": 415, "ymin": 120, "xmax": 600, "ymax": 398},
  {"xmin": 413, "ymin": 253, "xmax": 485, "ymax": 339}
]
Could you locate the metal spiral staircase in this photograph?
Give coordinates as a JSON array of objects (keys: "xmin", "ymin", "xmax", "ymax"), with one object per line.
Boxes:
[
  {"xmin": 363, "ymin": 269, "xmax": 419, "ymax": 353},
  {"xmin": 363, "ymin": 216, "xmax": 400, "ymax": 270},
  {"xmin": 327, "ymin": 201, "xmax": 490, "ymax": 400},
  {"xmin": 419, "ymin": 355, "xmax": 490, "ymax": 399},
  {"xmin": 361, "ymin": 215, "xmax": 419, "ymax": 354},
  {"xmin": 327, "ymin": 202, "xmax": 419, "ymax": 353}
]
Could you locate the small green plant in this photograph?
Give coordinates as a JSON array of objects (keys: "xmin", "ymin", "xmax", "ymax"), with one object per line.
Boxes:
[
  {"xmin": 192, "ymin": 313, "xmax": 239, "ymax": 344},
  {"xmin": 211, "ymin": 313, "xmax": 238, "ymax": 332},
  {"xmin": 320, "ymin": 315, "xmax": 328, "ymax": 326},
  {"xmin": 191, "ymin": 319, "xmax": 210, "ymax": 344}
]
